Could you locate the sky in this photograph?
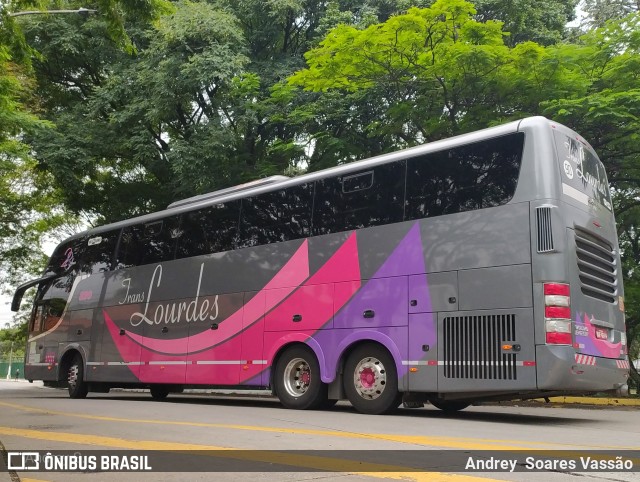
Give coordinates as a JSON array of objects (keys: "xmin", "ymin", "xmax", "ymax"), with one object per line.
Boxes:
[{"xmin": 0, "ymin": 293, "xmax": 13, "ymax": 327}]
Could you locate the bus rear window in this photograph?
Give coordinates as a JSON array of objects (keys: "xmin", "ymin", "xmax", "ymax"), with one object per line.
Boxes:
[
  {"xmin": 554, "ymin": 130, "xmax": 612, "ymax": 211},
  {"xmin": 405, "ymin": 133, "xmax": 524, "ymax": 220}
]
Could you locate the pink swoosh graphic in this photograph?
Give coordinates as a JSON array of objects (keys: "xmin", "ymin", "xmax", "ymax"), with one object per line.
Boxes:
[
  {"xmin": 118, "ymin": 240, "xmax": 310, "ymax": 354},
  {"xmin": 104, "ymin": 233, "xmax": 362, "ymax": 384},
  {"xmin": 583, "ymin": 313, "xmax": 621, "ymax": 358}
]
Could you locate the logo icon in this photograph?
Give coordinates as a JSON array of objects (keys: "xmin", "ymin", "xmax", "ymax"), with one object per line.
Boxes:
[
  {"xmin": 563, "ymin": 160, "xmax": 574, "ymax": 179},
  {"xmin": 7, "ymin": 452, "xmax": 40, "ymax": 470}
]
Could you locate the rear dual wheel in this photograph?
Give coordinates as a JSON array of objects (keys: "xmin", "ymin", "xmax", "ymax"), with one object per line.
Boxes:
[{"xmin": 344, "ymin": 344, "xmax": 401, "ymax": 415}]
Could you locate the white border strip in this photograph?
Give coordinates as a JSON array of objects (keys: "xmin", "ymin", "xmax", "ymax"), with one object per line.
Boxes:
[
  {"xmin": 196, "ymin": 360, "xmax": 246, "ymax": 365},
  {"xmin": 562, "ymin": 183, "xmax": 589, "ymax": 206},
  {"xmin": 148, "ymin": 361, "xmax": 190, "ymax": 366}
]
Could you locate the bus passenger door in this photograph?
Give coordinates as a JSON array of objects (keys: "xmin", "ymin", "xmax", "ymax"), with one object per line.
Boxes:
[
  {"xmin": 407, "ymin": 272, "xmax": 458, "ymax": 392},
  {"xmin": 26, "ymin": 276, "xmax": 74, "ymax": 378}
]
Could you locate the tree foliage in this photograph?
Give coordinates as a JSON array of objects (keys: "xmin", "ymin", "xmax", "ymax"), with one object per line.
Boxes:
[
  {"xmin": 0, "ymin": 39, "xmax": 63, "ymax": 293},
  {"xmin": 473, "ymin": 0, "xmax": 578, "ymax": 46},
  {"xmin": 582, "ymin": 0, "xmax": 640, "ymax": 28}
]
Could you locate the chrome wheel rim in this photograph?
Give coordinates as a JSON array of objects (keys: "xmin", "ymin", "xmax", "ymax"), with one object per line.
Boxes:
[
  {"xmin": 353, "ymin": 356, "xmax": 386, "ymax": 400},
  {"xmin": 68, "ymin": 364, "xmax": 79, "ymax": 389},
  {"xmin": 283, "ymin": 357, "xmax": 312, "ymax": 398}
]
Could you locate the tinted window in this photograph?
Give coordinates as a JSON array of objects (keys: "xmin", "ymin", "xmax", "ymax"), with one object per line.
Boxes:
[
  {"xmin": 553, "ymin": 130, "xmax": 612, "ymax": 211},
  {"xmin": 77, "ymin": 230, "xmax": 119, "ymax": 274},
  {"xmin": 117, "ymin": 216, "xmax": 180, "ymax": 268},
  {"xmin": 46, "ymin": 238, "xmax": 86, "ymax": 275},
  {"xmin": 313, "ymin": 162, "xmax": 405, "ymax": 235},
  {"xmin": 405, "ymin": 133, "xmax": 524, "ymax": 220},
  {"xmin": 238, "ymin": 185, "xmax": 313, "ymax": 247},
  {"xmin": 176, "ymin": 201, "xmax": 240, "ymax": 258}
]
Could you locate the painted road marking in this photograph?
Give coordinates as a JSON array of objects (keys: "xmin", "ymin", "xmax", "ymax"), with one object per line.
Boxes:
[
  {"xmin": 0, "ymin": 426, "xmax": 501, "ymax": 482},
  {"xmin": 0, "ymin": 400, "xmax": 635, "ymax": 451}
]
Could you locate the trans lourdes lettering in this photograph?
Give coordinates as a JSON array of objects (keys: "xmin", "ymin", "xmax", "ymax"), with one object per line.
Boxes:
[{"xmin": 119, "ymin": 263, "xmax": 219, "ymax": 327}]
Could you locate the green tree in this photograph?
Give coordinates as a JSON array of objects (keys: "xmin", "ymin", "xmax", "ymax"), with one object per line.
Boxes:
[
  {"xmin": 0, "ymin": 0, "xmax": 172, "ymax": 307},
  {"xmin": 582, "ymin": 0, "xmax": 640, "ymax": 28},
  {"xmin": 0, "ymin": 324, "xmax": 27, "ymax": 361},
  {"xmin": 289, "ymin": 0, "xmax": 526, "ymax": 141},
  {"xmin": 473, "ymin": 0, "xmax": 578, "ymax": 46},
  {"xmin": 20, "ymin": 2, "xmax": 250, "ymax": 221},
  {"xmin": 0, "ymin": 37, "xmax": 63, "ymax": 296}
]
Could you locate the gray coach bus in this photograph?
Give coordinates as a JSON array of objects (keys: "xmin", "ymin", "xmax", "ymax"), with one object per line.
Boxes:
[{"xmin": 13, "ymin": 116, "xmax": 629, "ymax": 414}]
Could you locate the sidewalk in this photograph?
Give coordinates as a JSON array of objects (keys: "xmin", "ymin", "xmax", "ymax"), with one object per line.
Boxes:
[{"xmin": 527, "ymin": 395, "xmax": 640, "ymax": 407}]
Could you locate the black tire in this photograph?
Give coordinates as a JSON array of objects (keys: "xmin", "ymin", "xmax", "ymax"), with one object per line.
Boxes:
[
  {"xmin": 67, "ymin": 355, "xmax": 89, "ymax": 399},
  {"xmin": 274, "ymin": 345, "xmax": 328, "ymax": 410},
  {"xmin": 150, "ymin": 385, "xmax": 170, "ymax": 400},
  {"xmin": 344, "ymin": 344, "xmax": 402, "ymax": 415},
  {"xmin": 430, "ymin": 400, "xmax": 470, "ymax": 412}
]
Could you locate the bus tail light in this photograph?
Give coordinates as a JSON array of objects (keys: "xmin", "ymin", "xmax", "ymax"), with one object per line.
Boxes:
[{"xmin": 544, "ymin": 283, "xmax": 572, "ymax": 345}]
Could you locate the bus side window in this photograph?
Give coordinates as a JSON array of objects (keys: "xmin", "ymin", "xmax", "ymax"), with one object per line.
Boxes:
[
  {"xmin": 313, "ymin": 162, "xmax": 405, "ymax": 236},
  {"xmin": 78, "ymin": 230, "xmax": 119, "ymax": 274},
  {"xmin": 117, "ymin": 217, "xmax": 180, "ymax": 268},
  {"xmin": 405, "ymin": 133, "xmax": 524, "ymax": 220},
  {"xmin": 237, "ymin": 185, "xmax": 313, "ymax": 248},
  {"xmin": 176, "ymin": 201, "xmax": 241, "ymax": 259},
  {"xmin": 45, "ymin": 238, "xmax": 86, "ymax": 275}
]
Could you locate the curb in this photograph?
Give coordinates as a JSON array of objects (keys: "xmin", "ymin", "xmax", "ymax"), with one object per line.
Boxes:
[{"xmin": 531, "ymin": 396, "xmax": 640, "ymax": 407}]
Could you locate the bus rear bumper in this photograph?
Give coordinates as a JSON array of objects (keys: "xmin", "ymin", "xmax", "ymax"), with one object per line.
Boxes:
[
  {"xmin": 535, "ymin": 345, "xmax": 628, "ymax": 392},
  {"xmin": 25, "ymin": 363, "xmax": 59, "ymax": 383}
]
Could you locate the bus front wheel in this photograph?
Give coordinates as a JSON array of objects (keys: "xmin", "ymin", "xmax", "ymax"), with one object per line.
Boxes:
[
  {"xmin": 67, "ymin": 355, "xmax": 89, "ymax": 399},
  {"xmin": 344, "ymin": 344, "xmax": 401, "ymax": 415},
  {"xmin": 274, "ymin": 346, "xmax": 327, "ymax": 410}
]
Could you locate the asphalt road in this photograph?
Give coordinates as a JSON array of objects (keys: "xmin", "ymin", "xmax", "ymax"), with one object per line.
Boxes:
[{"xmin": 0, "ymin": 380, "xmax": 638, "ymax": 482}]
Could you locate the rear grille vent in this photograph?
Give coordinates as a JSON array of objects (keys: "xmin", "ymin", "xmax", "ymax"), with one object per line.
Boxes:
[
  {"xmin": 443, "ymin": 314, "xmax": 517, "ymax": 380},
  {"xmin": 574, "ymin": 228, "xmax": 617, "ymax": 303},
  {"xmin": 536, "ymin": 207, "xmax": 554, "ymax": 252}
]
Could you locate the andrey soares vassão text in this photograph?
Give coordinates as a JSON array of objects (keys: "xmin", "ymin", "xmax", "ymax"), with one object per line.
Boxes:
[{"xmin": 465, "ymin": 455, "xmax": 635, "ymax": 472}]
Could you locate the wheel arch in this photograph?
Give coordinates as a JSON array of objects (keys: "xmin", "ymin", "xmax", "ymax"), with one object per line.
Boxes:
[
  {"xmin": 266, "ymin": 330, "xmax": 406, "ymax": 390},
  {"xmin": 268, "ymin": 336, "xmax": 325, "ymax": 390},
  {"xmin": 57, "ymin": 344, "xmax": 87, "ymax": 382}
]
